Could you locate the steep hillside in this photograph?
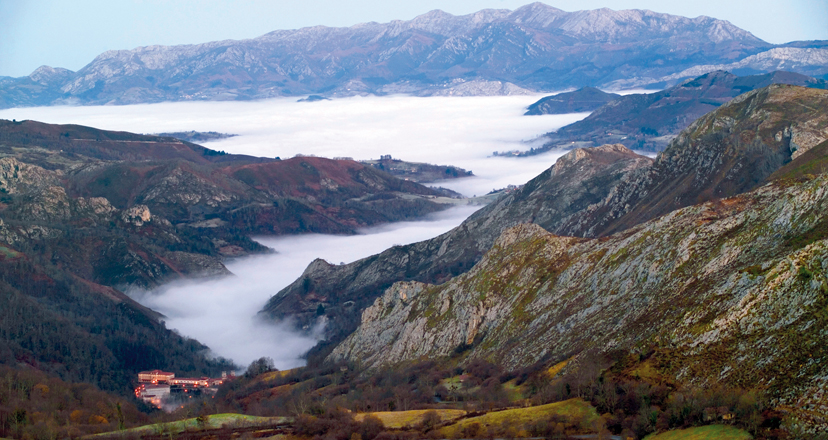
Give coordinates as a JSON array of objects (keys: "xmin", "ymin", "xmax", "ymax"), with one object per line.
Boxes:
[
  {"xmin": 536, "ymin": 70, "xmax": 828, "ymax": 152},
  {"xmin": 0, "ymin": 119, "xmax": 450, "ymax": 394},
  {"xmin": 572, "ymin": 84, "xmax": 828, "ymax": 237},
  {"xmin": 0, "ymin": 236, "xmax": 236, "ymax": 393},
  {"xmin": 260, "ymin": 144, "xmax": 652, "ymax": 360},
  {"xmin": 264, "ymin": 85, "xmax": 828, "ymax": 367},
  {"xmin": 330, "ymin": 172, "xmax": 828, "ymax": 424},
  {"xmin": 0, "ymin": 4, "xmax": 783, "ymax": 107}
]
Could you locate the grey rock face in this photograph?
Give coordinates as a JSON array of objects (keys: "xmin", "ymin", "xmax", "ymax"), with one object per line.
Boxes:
[
  {"xmin": 330, "ymin": 174, "xmax": 828, "ymax": 415},
  {"xmin": 260, "ymin": 144, "xmax": 652, "ymax": 357}
]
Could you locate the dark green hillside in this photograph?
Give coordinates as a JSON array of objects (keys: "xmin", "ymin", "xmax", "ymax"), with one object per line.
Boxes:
[{"xmin": 0, "ymin": 243, "xmax": 234, "ymax": 393}]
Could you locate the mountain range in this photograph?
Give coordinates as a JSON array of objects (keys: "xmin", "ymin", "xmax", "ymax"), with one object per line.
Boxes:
[
  {"xmin": 1, "ymin": 3, "xmax": 827, "ymax": 108},
  {"xmin": 263, "ymin": 84, "xmax": 828, "ymax": 428}
]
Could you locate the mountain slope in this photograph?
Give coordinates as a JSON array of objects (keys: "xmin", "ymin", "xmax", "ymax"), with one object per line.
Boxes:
[
  {"xmin": 0, "ymin": 119, "xmax": 451, "ymax": 394},
  {"xmin": 329, "ymin": 172, "xmax": 828, "ymax": 424},
  {"xmin": 536, "ymin": 70, "xmax": 828, "ymax": 152},
  {"xmin": 572, "ymin": 84, "xmax": 828, "ymax": 237},
  {"xmin": 0, "ymin": 3, "xmax": 782, "ymax": 107},
  {"xmin": 264, "ymin": 85, "xmax": 828, "ymax": 366},
  {"xmin": 260, "ymin": 144, "xmax": 652, "ymax": 360},
  {"xmin": 524, "ymin": 87, "xmax": 620, "ymax": 115}
]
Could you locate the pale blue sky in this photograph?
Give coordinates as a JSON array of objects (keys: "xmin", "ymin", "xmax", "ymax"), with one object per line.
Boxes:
[{"xmin": 1, "ymin": 0, "xmax": 826, "ymax": 78}]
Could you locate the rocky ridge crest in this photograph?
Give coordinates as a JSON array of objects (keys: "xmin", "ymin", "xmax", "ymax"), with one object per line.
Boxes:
[{"xmin": 1, "ymin": 3, "xmax": 806, "ymax": 108}]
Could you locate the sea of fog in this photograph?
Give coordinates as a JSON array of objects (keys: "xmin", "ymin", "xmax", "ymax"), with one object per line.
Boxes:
[
  {"xmin": 0, "ymin": 95, "xmax": 585, "ymax": 197},
  {"xmin": 129, "ymin": 206, "xmax": 480, "ymax": 369},
  {"xmin": 0, "ymin": 95, "xmax": 590, "ymax": 369}
]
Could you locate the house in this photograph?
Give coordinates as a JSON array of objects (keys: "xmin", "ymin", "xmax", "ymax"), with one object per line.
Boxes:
[{"xmin": 138, "ymin": 370, "xmax": 175, "ymax": 384}]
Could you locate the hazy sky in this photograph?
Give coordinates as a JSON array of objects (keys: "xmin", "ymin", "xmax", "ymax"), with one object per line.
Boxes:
[{"xmin": 1, "ymin": 0, "xmax": 826, "ymax": 78}]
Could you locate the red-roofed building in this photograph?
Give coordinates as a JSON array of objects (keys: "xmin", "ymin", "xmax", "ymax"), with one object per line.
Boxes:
[{"xmin": 138, "ymin": 370, "xmax": 175, "ymax": 384}]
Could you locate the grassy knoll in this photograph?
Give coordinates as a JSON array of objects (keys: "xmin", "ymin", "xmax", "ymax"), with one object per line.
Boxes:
[
  {"xmin": 354, "ymin": 409, "xmax": 466, "ymax": 428},
  {"xmin": 644, "ymin": 425, "xmax": 752, "ymax": 440},
  {"xmin": 89, "ymin": 413, "xmax": 289, "ymax": 437},
  {"xmin": 438, "ymin": 398, "xmax": 599, "ymax": 438}
]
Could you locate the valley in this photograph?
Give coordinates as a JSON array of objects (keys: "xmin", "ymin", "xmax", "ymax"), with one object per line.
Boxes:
[
  {"xmin": 1, "ymin": 83, "xmax": 827, "ymax": 440},
  {"xmin": 1, "ymin": 2, "xmax": 827, "ymax": 439}
]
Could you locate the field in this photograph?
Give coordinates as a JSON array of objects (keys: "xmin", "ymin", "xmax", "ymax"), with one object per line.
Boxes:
[
  {"xmin": 89, "ymin": 413, "xmax": 289, "ymax": 437},
  {"xmin": 643, "ymin": 425, "xmax": 752, "ymax": 440},
  {"xmin": 354, "ymin": 409, "xmax": 466, "ymax": 428},
  {"xmin": 438, "ymin": 398, "xmax": 599, "ymax": 438}
]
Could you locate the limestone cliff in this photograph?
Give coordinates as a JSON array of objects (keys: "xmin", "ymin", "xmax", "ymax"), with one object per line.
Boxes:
[
  {"xmin": 569, "ymin": 84, "xmax": 828, "ymax": 237},
  {"xmin": 331, "ymin": 173, "xmax": 828, "ymax": 423}
]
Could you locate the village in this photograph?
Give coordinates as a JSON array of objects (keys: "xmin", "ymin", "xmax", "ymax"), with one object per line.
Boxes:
[{"xmin": 135, "ymin": 370, "xmax": 235, "ymax": 408}]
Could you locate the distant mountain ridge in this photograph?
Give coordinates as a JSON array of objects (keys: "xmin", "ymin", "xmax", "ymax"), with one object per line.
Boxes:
[
  {"xmin": 1, "ymin": 3, "xmax": 825, "ymax": 108},
  {"xmin": 530, "ymin": 70, "xmax": 828, "ymax": 152}
]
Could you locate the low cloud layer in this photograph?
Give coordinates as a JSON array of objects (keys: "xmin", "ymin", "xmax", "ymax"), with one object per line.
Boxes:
[
  {"xmin": 0, "ymin": 95, "xmax": 583, "ymax": 196},
  {"xmin": 129, "ymin": 206, "xmax": 480, "ymax": 369}
]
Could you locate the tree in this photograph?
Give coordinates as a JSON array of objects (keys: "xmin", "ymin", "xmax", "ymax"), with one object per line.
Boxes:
[{"xmin": 245, "ymin": 357, "xmax": 275, "ymax": 378}]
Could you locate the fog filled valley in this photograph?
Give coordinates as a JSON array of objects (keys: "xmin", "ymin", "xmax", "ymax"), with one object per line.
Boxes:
[
  {"xmin": 2, "ymin": 2, "xmax": 828, "ymax": 439},
  {"xmin": 0, "ymin": 95, "xmax": 579, "ymax": 368},
  {"xmin": 129, "ymin": 205, "xmax": 481, "ymax": 369},
  {"xmin": 0, "ymin": 95, "xmax": 582, "ymax": 197}
]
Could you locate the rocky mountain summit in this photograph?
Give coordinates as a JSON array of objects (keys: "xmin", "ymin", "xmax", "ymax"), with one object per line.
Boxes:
[
  {"xmin": 571, "ymin": 84, "xmax": 828, "ymax": 237},
  {"xmin": 531, "ymin": 70, "xmax": 828, "ymax": 152},
  {"xmin": 3, "ymin": 3, "xmax": 824, "ymax": 108}
]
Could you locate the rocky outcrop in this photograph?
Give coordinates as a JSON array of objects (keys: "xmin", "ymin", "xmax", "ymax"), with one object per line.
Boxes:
[
  {"xmin": 571, "ymin": 84, "xmax": 828, "ymax": 237},
  {"xmin": 261, "ymin": 144, "xmax": 652, "ymax": 358},
  {"xmin": 120, "ymin": 205, "xmax": 152, "ymax": 226},
  {"xmin": 0, "ymin": 157, "xmax": 61, "ymax": 194},
  {"xmin": 330, "ymin": 173, "xmax": 828, "ymax": 424}
]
